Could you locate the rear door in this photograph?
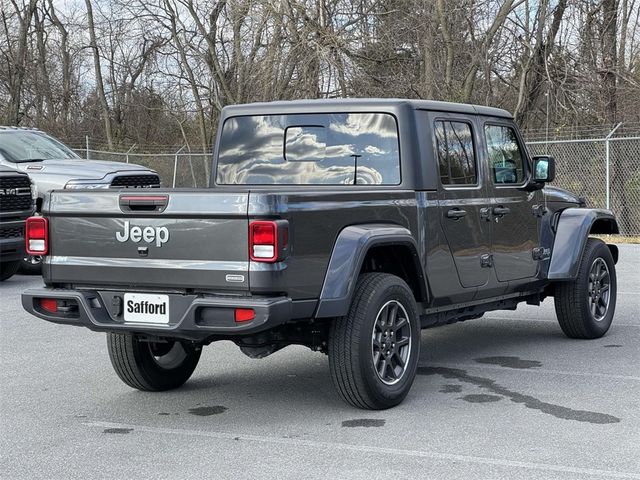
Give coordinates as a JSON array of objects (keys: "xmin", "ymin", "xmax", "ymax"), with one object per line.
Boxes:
[
  {"xmin": 435, "ymin": 116, "xmax": 492, "ymax": 288},
  {"xmin": 481, "ymin": 121, "xmax": 541, "ymax": 282},
  {"xmin": 45, "ymin": 190, "xmax": 250, "ymax": 290}
]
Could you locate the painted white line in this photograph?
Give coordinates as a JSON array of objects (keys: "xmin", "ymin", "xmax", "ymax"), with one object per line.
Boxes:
[
  {"xmin": 484, "ymin": 316, "xmax": 640, "ymax": 328},
  {"xmin": 426, "ymin": 363, "xmax": 640, "ymax": 382},
  {"xmin": 86, "ymin": 421, "xmax": 640, "ymax": 479}
]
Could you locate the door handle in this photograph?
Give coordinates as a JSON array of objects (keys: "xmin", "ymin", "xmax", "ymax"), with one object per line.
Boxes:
[
  {"xmin": 446, "ymin": 209, "xmax": 467, "ymax": 219},
  {"xmin": 492, "ymin": 206, "xmax": 511, "ymax": 216}
]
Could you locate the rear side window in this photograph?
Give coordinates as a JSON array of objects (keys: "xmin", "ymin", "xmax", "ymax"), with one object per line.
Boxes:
[
  {"xmin": 216, "ymin": 113, "xmax": 400, "ymax": 185},
  {"xmin": 484, "ymin": 125, "xmax": 526, "ymax": 184},
  {"xmin": 434, "ymin": 121, "xmax": 477, "ymax": 186}
]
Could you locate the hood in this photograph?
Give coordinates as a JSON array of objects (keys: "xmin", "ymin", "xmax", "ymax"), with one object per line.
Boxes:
[
  {"xmin": 13, "ymin": 158, "xmax": 153, "ymax": 180},
  {"xmin": 543, "ymin": 186, "xmax": 583, "ymax": 205},
  {"xmin": 0, "ymin": 165, "xmax": 27, "ymax": 175}
]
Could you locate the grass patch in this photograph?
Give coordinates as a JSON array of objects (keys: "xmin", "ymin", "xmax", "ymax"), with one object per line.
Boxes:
[{"xmin": 592, "ymin": 234, "xmax": 640, "ymax": 244}]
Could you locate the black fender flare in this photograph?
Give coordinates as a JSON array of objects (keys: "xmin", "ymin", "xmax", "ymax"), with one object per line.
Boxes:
[
  {"xmin": 547, "ymin": 208, "xmax": 619, "ymax": 280},
  {"xmin": 314, "ymin": 224, "xmax": 426, "ymax": 318}
]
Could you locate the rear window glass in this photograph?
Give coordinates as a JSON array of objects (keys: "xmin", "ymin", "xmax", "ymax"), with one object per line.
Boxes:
[{"xmin": 216, "ymin": 113, "xmax": 400, "ymax": 185}]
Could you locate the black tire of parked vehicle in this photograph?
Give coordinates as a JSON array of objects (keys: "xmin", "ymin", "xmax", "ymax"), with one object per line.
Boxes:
[
  {"xmin": 0, "ymin": 260, "xmax": 21, "ymax": 281},
  {"xmin": 554, "ymin": 238, "xmax": 617, "ymax": 339},
  {"xmin": 19, "ymin": 255, "xmax": 43, "ymax": 275},
  {"xmin": 328, "ymin": 273, "xmax": 421, "ymax": 409},
  {"xmin": 107, "ymin": 333, "xmax": 201, "ymax": 391}
]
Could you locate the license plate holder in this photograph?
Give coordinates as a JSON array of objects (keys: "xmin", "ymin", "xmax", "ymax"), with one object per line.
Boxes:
[{"xmin": 123, "ymin": 293, "xmax": 170, "ymax": 324}]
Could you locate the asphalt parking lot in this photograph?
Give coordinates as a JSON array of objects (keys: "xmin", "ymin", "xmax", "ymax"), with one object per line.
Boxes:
[{"xmin": 1, "ymin": 245, "xmax": 639, "ymax": 480}]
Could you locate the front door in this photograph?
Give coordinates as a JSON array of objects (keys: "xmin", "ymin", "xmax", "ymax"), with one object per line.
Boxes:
[
  {"xmin": 482, "ymin": 122, "xmax": 541, "ymax": 282},
  {"xmin": 435, "ymin": 117, "xmax": 492, "ymax": 288}
]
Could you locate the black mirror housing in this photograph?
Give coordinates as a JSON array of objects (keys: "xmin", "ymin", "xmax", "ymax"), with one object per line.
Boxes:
[{"xmin": 532, "ymin": 155, "xmax": 555, "ymax": 183}]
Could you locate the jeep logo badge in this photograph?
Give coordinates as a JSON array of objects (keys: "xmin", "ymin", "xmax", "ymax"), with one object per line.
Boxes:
[{"xmin": 116, "ymin": 221, "xmax": 169, "ymax": 247}]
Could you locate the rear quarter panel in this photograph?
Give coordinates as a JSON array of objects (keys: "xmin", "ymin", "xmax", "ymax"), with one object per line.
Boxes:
[{"xmin": 247, "ymin": 189, "xmax": 419, "ymax": 299}]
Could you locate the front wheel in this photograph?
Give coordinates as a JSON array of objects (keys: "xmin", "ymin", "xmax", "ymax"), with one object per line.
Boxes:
[
  {"xmin": 107, "ymin": 333, "xmax": 201, "ymax": 391},
  {"xmin": 554, "ymin": 238, "xmax": 617, "ymax": 339},
  {"xmin": 328, "ymin": 273, "xmax": 421, "ymax": 409}
]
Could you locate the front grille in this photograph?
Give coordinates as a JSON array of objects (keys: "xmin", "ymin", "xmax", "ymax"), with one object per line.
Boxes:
[
  {"xmin": 0, "ymin": 176, "xmax": 32, "ymax": 212},
  {"xmin": 0, "ymin": 226, "xmax": 23, "ymax": 239},
  {"xmin": 110, "ymin": 174, "xmax": 161, "ymax": 189}
]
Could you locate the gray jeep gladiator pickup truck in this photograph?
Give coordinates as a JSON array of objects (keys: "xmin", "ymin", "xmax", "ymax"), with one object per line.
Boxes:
[
  {"xmin": 0, "ymin": 167, "xmax": 33, "ymax": 281},
  {"xmin": 22, "ymin": 99, "xmax": 619, "ymax": 409}
]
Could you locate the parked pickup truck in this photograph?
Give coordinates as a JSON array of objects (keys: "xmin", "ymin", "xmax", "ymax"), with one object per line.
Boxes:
[
  {"xmin": 0, "ymin": 167, "xmax": 33, "ymax": 281},
  {"xmin": 0, "ymin": 126, "xmax": 161, "ymax": 274},
  {"xmin": 22, "ymin": 99, "xmax": 620, "ymax": 409}
]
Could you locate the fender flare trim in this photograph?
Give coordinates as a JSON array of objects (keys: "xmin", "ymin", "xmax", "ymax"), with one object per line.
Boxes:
[
  {"xmin": 314, "ymin": 224, "xmax": 425, "ymax": 318},
  {"xmin": 548, "ymin": 208, "xmax": 619, "ymax": 280}
]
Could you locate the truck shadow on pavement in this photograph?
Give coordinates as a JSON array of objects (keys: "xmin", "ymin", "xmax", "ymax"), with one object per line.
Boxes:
[{"xmin": 90, "ymin": 320, "xmax": 623, "ymax": 426}]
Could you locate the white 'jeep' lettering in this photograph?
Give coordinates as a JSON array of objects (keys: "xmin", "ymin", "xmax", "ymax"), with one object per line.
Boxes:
[{"xmin": 116, "ymin": 221, "xmax": 169, "ymax": 247}]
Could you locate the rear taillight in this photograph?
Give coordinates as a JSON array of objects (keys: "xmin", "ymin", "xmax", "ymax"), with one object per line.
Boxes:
[
  {"xmin": 249, "ymin": 220, "xmax": 288, "ymax": 263},
  {"xmin": 26, "ymin": 217, "xmax": 48, "ymax": 255},
  {"xmin": 250, "ymin": 221, "xmax": 276, "ymax": 261}
]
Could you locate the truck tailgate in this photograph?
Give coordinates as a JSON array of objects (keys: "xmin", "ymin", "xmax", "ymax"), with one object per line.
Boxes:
[{"xmin": 44, "ymin": 190, "xmax": 249, "ymax": 290}]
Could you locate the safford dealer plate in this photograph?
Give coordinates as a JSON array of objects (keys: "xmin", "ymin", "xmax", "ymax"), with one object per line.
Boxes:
[{"xmin": 123, "ymin": 293, "xmax": 170, "ymax": 324}]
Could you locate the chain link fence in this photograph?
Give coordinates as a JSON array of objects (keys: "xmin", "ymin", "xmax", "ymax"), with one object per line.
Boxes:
[
  {"xmin": 74, "ymin": 133, "xmax": 640, "ymax": 236},
  {"xmin": 527, "ymin": 136, "xmax": 640, "ymax": 235},
  {"xmin": 73, "ymin": 149, "xmax": 212, "ymax": 189}
]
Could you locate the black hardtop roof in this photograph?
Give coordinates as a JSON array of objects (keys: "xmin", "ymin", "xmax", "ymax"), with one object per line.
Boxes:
[{"xmin": 221, "ymin": 98, "xmax": 513, "ymax": 119}]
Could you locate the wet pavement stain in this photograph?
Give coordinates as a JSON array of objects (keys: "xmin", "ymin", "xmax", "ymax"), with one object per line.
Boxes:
[
  {"xmin": 103, "ymin": 428, "xmax": 133, "ymax": 434},
  {"xmin": 188, "ymin": 405, "xmax": 228, "ymax": 416},
  {"xmin": 604, "ymin": 344, "xmax": 623, "ymax": 348},
  {"xmin": 342, "ymin": 419, "xmax": 385, "ymax": 428},
  {"xmin": 475, "ymin": 356, "xmax": 542, "ymax": 369},
  {"xmin": 461, "ymin": 394, "xmax": 502, "ymax": 403},
  {"xmin": 439, "ymin": 384, "xmax": 462, "ymax": 393},
  {"xmin": 418, "ymin": 366, "xmax": 621, "ymax": 424}
]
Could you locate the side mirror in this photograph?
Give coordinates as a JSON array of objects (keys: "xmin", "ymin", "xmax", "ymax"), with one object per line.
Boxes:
[{"xmin": 532, "ymin": 155, "xmax": 555, "ymax": 183}]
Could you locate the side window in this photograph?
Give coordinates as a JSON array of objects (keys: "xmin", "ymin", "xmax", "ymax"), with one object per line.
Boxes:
[
  {"xmin": 435, "ymin": 121, "xmax": 477, "ymax": 186},
  {"xmin": 484, "ymin": 125, "xmax": 526, "ymax": 184}
]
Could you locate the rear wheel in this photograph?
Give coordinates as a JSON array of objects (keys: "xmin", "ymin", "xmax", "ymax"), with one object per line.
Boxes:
[
  {"xmin": 0, "ymin": 260, "xmax": 21, "ymax": 281},
  {"xmin": 328, "ymin": 273, "xmax": 420, "ymax": 409},
  {"xmin": 554, "ymin": 238, "xmax": 617, "ymax": 339},
  {"xmin": 107, "ymin": 333, "xmax": 201, "ymax": 391},
  {"xmin": 19, "ymin": 255, "xmax": 43, "ymax": 275}
]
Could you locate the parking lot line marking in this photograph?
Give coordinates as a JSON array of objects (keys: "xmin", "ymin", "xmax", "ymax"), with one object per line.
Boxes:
[
  {"xmin": 425, "ymin": 363, "xmax": 640, "ymax": 382},
  {"xmin": 85, "ymin": 421, "xmax": 640, "ymax": 479},
  {"xmin": 484, "ymin": 316, "xmax": 640, "ymax": 328}
]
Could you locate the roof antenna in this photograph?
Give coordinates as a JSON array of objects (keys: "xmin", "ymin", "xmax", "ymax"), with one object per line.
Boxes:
[{"xmin": 351, "ymin": 154, "xmax": 362, "ymax": 185}]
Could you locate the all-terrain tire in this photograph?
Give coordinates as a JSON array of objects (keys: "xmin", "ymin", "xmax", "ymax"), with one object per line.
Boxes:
[
  {"xmin": 328, "ymin": 273, "xmax": 421, "ymax": 409},
  {"xmin": 0, "ymin": 260, "xmax": 21, "ymax": 281},
  {"xmin": 107, "ymin": 333, "xmax": 201, "ymax": 391},
  {"xmin": 19, "ymin": 255, "xmax": 43, "ymax": 275},
  {"xmin": 554, "ymin": 238, "xmax": 617, "ymax": 339}
]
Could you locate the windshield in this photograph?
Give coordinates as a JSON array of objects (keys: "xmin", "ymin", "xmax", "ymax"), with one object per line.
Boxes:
[
  {"xmin": 0, "ymin": 131, "xmax": 80, "ymax": 163},
  {"xmin": 216, "ymin": 113, "xmax": 401, "ymax": 185}
]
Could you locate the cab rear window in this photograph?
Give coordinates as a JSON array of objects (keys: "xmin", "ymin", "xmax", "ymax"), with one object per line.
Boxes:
[{"xmin": 216, "ymin": 113, "xmax": 400, "ymax": 185}]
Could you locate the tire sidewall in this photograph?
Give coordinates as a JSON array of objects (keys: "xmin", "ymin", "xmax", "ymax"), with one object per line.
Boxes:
[
  {"xmin": 578, "ymin": 241, "xmax": 617, "ymax": 337},
  {"xmin": 0, "ymin": 260, "xmax": 21, "ymax": 281},
  {"xmin": 133, "ymin": 337, "xmax": 201, "ymax": 390},
  {"xmin": 19, "ymin": 256, "xmax": 43, "ymax": 275},
  {"xmin": 355, "ymin": 277, "xmax": 420, "ymax": 407}
]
